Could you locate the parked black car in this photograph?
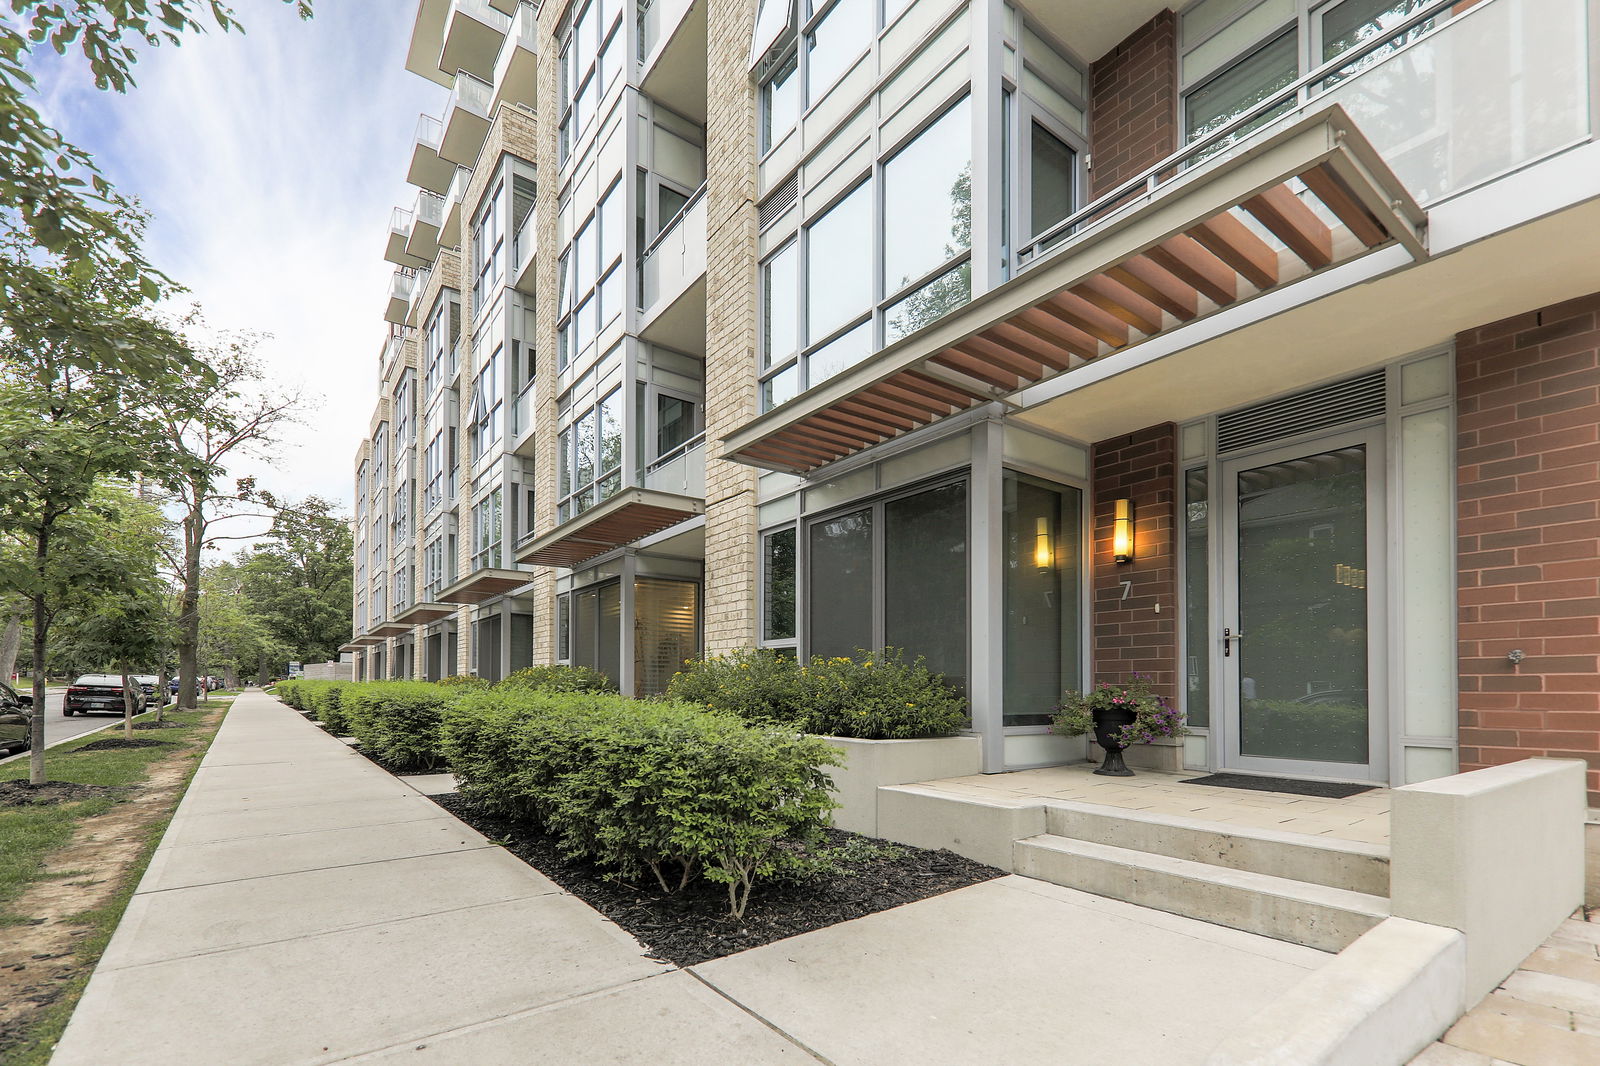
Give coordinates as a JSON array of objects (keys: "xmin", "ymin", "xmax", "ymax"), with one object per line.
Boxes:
[
  {"xmin": 0, "ymin": 679, "xmax": 31, "ymax": 755},
  {"xmin": 134, "ymin": 675, "xmax": 169, "ymax": 707},
  {"xmin": 63, "ymin": 674, "xmax": 146, "ymax": 717}
]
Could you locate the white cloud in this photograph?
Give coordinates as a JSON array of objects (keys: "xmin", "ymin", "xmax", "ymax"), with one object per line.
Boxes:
[{"xmin": 29, "ymin": 0, "xmax": 441, "ymax": 518}]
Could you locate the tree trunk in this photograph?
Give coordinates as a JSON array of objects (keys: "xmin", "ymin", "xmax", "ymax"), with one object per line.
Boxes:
[
  {"xmin": 0, "ymin": 607, "xmax": 22, "ymax": 683},
  {"xmin": 176, "ymin": 508, "xmax": 203, "ymax": 710},
  {"xmin": 156, "ymin": 668, "xmax": 168, "ymax": 724},
  {"xmin": 121, "ymin": 665, "xmax": 134, "ymax": 739},
  {"xmin": 29, "ymin": 527, "xmax": 50, "ymax": 785}
]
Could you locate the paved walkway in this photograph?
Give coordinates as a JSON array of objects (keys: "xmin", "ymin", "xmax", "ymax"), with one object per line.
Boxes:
[
  {"xmin": 53, "ymin": 691, "xmax": 1339, "ymax": 1065},
  {"xmin": 1412, "ymin": 912, "xmax": 1600, "ymax": 1065}
]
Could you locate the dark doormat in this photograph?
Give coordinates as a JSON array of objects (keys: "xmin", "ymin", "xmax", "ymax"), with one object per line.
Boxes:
[{"xmin": 1180, "ymin": 772, "xmax": 1376, "ymax": 799}]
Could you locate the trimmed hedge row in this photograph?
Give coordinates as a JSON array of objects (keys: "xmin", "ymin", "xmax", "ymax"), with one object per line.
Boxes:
[
  {"xmin": 274, "ymin": 680, "xmax": 355, "ymax": 733},
  {"xmin": 666, "ymin": 647, "xmax": 967, "ymax": 740},
  {"xmin": 343, "ymin": 682, "xmax": 456, "ymax": 771},
  {"xmin": 443, "ymin": 689, "xmax": 839, "ymax": 917},
  {"xmin": 277, "ymin": 674, "xmax": 842, "ymax": 916}
]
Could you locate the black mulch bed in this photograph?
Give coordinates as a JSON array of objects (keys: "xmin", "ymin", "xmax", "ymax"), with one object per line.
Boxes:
[
  {"xmin": 72, "ymin": 737, "xmax": 174, "ymax": 754},
  {"xmin": 432, "ymin": 792, "xmax": 1004, "ymax": 967},
  {"xmin": 0, "ymin": 781, "xmax": 131, "ymax": 807},
  {"xmin": 132, "ymin": 720, "xmax": 190, "ymax": 731}
]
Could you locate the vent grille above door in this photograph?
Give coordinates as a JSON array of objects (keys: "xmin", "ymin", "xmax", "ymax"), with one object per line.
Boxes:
[{"xmin": 1216, "ymin": 370, "xmax": 1387, "ymax": 455}]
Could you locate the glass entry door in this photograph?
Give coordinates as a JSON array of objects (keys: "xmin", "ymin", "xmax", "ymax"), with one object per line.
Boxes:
[{"xmin": 1218, "ymin": 428, "xmax": 1386, "ymax": 781}]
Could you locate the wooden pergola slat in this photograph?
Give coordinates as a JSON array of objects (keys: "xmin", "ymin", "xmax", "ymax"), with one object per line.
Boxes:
[
  {"xmin": 1299, "ymin": 163, "xmax": 1388, "ymax": 248},
  {"xmin": 1107, "ymin": 256, "xmax": 1199, "ymax": 321},
  {"xmin": 1074, "ymin": 274, "xmax": 1165, "ymax": 335},
  {"xmin": 1187, "ymin": 211, "xmax": 1278, "ymax": 290},
  {"xmin": 1243, "ymin": 183, "xmax": 1333, "ymax": 269},
  {"xmin": 1040, "ymin": 291, "xmax": 1129, "ymax": 348},
  {"xmin": 1145, "ymin": 234, "xmax": 1238, "ymax": 306}
]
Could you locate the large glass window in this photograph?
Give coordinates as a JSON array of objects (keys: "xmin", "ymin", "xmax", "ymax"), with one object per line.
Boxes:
[
  {"xmin": 558, "ymin": 180, "xmax": 623, "ymax": 372},
  {"xmin": 470, "ymin": 348, "xmax": 502, "ymax": 460},
  {"xmin": 558, "ymin": 0, "xmax": 624, "ymax": 162},
  {"xmin": 1029, "ymin": 122, "xmax": 1075, "ymax": 241},
  {"xmin": 807, "ymin": 479, "xmax": 970, "ymax": 693},
  {"xmin": 805, "ymin": 180, "xmax": 871, "ymax": 344},
  {"xmin": 805, "ymin": 0, "xmax": 870, "ymax": 103},
  {"xmin": 1002, "ymin": 473, "xmax": 1081, "ymax": 726},
  {"xmin": 471, "ymin": 182, "xmax": 503, "ymax": 315},
  {"xmin": 760, "ymin": 52, "xmax": 800, "ymax": 153},
  {"xmin": 884, "ymin": 482, "xmax": 968, "ymax": 691},
  {"xmin": 762, "ymin": 527, "xmax": 796, "ymax": 642},
  {"xmin": 808, "ymin": 508, "xmax": 873, "ymax": 659},
  {"xmin": 471, "ymin": 487, "xmax": 503, "ymax": 571},
  {"xmin": 883, "ymin": 97, "xmax": 972, "ymax": 298},
  {"xmin": 1184, "ymin": 30, "xmax": 1297, "ymax": 146},
  {"xmin": 557, "ymin": 386, "xmax": 624, "ymax": 521}
]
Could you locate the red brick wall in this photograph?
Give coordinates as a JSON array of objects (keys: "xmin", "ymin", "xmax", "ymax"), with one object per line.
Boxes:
[
  {"xmin": 1088, "ymin": 11, "xmax": 1179, "ymax": 200},
  {"xmin": 1457, "ymin": 292, "xmax": 1600, "ymax": 804},
  {"xmin": 1090, "ymin": 424, "xmax": 1178, "ymax": 700}
]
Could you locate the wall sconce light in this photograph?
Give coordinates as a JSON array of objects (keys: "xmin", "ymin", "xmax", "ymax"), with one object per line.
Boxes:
[
  {"xmin": 1113, "ymin": 498, "xmax": 1134, "ymax": 564},
  {"xmin": 1034, "ymin": 516, "xmax": 1053, "ymax": 570}
]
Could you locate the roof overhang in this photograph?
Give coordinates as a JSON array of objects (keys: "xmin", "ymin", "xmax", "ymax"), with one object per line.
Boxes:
[
  {"xmin": 394, "ymin": 601, "xmax": 458, "ymax": 625},
  {"xmin": 370, "ymin": 620, "xmax": 414, "ymax": 638},
  {"xmin": 514, "ymin": 488, "xmax": 705, "ymax": 568},
  {"xmin": 338, "ymin": 641, "xmax": 364, "ymax": 654},
  {"xmin": 435, "ymin": 567, "xmax": 534, "ymax": 605},
  {"xmin": 720, "ymin": 105, "xmax": 1427, "ymax": 474},
  {"xmin": 352, "ymin": 633, "xmax": 388, "ymax": 647}
]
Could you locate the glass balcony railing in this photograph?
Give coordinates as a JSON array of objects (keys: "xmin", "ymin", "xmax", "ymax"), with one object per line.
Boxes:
[
  {"xmin": 1019, "ymin": 0, "xmax": 1594, "ymax": 267},
  {"xmin": 639, "ymin": 184, "xmax": 707, "ymax": 315},
  {"xmin": 415, "ymin": 112, "xmax": 443, "ymax": 152},
  {"xmin": 414, "ymin": 190, "xmax": 445, "ymax": 230},
  {"xmin": 441, "ymin": 70, "xmax": 495, "ymax": 165},
  {"xmin": 643, "ymin": 434, "xmax": 706, "ymax": 497}
]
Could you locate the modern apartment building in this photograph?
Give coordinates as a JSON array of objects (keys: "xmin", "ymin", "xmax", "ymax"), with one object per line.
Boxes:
[{"xmin": 349, "ymin": 0, "xmax": 1600, "ymax": 803}]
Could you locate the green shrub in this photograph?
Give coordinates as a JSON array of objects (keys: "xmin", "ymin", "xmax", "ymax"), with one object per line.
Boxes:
[
  {"xmin": 498, "ymin": 664, "xmax": 616, "ymax": 693},
  {"xmin": 436, "ymin": 674, "xmax": 492, "ymax": 690},
  {"xmin": 343, "ymin": 682, "xmax": 457, "ymax": 771},
  {"xmin": 442, "ymin": 689, "xmax": 840, "ymax": 917},
  {"xmin": 667, "ymin": 647, "xmax": 966, "ymax": 740},
  {"xmin": 308, "ymin": 681, "xmax": 354, "ymax": 734},
  {"xmin": 275, "ymin": 680, "xmax": 305, "ymax": 710},
  {"xmin": 666, "ymin": 648, "xmax": 806, "ymax": 725}
]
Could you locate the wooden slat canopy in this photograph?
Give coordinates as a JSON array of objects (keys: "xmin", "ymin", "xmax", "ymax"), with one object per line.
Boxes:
[
  {"xmin": 722, "ymin": 106, "xmax": 1427, "ymax": 474},
  {"xmin": 352, "ymin": 633, "xmax": 388, "ymax": 646},
  {"xmin": 369, "ymin": 620, "xmax": 415, "ymax": 638},
  {"xmin": 515, "ymin": 488, "xmax": 704, "ymax": 569},
  {"xmin": 393, "ymin": 601, "xmax": 457, "ymax": 625},
  {"xmin": 435, "ymin": 567, "xmax": 535, "ymax": 605}
]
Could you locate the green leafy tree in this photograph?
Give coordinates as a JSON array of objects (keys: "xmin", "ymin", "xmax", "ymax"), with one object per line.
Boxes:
[
  {"xmin": 238, "ymin": 496, "xmax": 353, "ymax": 665},
  {"xmin": 0, "ymin": 252, "xmax": 198, "ymax": 783},
  {"xmin": 197, "ymin": 559, "xmax": 288, "ymax": 687},
  {"xmin": 1, "ymin": 1, "xmax": 312, "ymax": 304},
  {"xmin": 150, "ymin": 325, "xmax": 301, "ymax": 708}
]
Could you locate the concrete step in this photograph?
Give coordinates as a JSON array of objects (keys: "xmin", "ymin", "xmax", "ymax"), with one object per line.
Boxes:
[
  {"xmin": 1013, "ymin": 833, "xmax": 1389, "ymax": 952},
  {"xmin": 1043, "ymin": 799, "xmax": 1390, "ymax": 896}
]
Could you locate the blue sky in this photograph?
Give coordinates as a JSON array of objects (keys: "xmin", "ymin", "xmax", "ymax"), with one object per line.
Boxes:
[{"xmin": 29, "ymin": 0, "xmax": 441, "ymax": 517}]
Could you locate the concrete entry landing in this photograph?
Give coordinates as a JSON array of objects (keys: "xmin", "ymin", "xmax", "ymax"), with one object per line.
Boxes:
[{"xmin": 914, "ymin": 762, "xmax": 1393, "ymax": 846}]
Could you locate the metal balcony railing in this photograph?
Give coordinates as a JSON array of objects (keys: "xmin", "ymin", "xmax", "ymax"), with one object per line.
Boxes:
[{"xmin": 1019, "ymin": 0, "xmax": 1592, "ymax": 268}]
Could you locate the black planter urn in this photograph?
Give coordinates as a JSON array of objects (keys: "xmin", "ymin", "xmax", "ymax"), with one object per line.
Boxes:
[{"xmin": 1091, "ymin": 706, "xmax": 1138, "ymax": 777}]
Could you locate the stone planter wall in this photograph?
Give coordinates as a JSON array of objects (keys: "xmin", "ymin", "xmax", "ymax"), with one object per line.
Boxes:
[
  {"xmin": 820, "ymin": 735, "xmax": 984, "ymax": 837},
  {"xmin": 1087, "ymin": 735, "xmax": 1184, "ymax": 772}
]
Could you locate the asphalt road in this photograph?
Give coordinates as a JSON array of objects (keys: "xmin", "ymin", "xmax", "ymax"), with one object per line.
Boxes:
[{"xmin": 0, "ymin": 690, "xmax": 170, "ymax": 765}]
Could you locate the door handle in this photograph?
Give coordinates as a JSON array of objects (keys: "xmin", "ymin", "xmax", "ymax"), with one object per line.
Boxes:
[{"xmin": 1223, "ymin": 627, "xmax": 1244, "ymax": 657}]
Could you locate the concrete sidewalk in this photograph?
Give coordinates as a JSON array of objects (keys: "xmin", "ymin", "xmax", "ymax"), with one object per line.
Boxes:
[{"xmin": 53, "ymin": 690, "xmax": 1331, "ymax": 1065}]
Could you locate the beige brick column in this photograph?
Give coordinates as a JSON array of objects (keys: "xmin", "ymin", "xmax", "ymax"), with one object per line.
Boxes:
[{"xmin": 702, "ymin": 0, "xmax": 762, "ymax": 656}]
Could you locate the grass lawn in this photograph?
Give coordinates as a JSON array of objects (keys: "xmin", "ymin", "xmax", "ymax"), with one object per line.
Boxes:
[{"xmin": 0, "ymin": 701, "xmax": 229, "ymax": 1064}]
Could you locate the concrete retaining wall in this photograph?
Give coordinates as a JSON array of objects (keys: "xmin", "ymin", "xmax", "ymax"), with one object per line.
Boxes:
[
  {"xmin": 1205, "ymin": 918, "xmax": 1466, "ymax": 1066},
  {"xmin": 820, "ymin": 735, "xmax": 983, "ymax": 837},
  {"xmin": 1389, "ymin": 757, "xmax": 1586, "ymax": 1004}
]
